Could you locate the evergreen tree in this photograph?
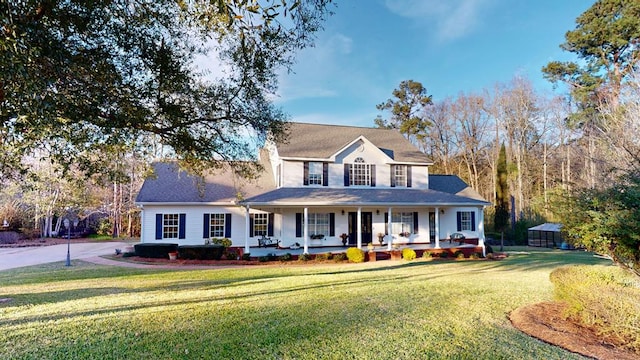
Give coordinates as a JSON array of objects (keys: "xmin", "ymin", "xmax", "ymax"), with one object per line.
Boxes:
[{"xmin": 494, "ymin": 143, "xmax": 510, "ymax": 250}]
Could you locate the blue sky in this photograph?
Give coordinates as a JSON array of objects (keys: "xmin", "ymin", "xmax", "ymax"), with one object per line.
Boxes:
[{"xmin": 273, "ymin": 0, "xmax": 593, "ymax": 127}]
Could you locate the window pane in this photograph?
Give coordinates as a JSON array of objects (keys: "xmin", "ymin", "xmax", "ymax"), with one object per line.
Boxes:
[
  {"xmin": 350, "ymin": 157, "xmax": 370, "ymax": 186},
  {"xmin": 461, "ymin": 212, "xmax": 472, "ymax": 231},
  {"xmin": 394, "ymin": 165, "xmax": 407, "ymax": 187},
  {"xmin": 209, "ymin": 213, "xmax": 226, "ymax": 238},
  {"xmin": 391, "ymin": 212, "xmax": 413, "ymax": 235},
  {"xmin": 309, "ymin": 162, "xmax": 323, "ymax": 185},
  {"xmin": 254, "ymin": 213, "xmax": 268, "ymax": 236},
  {"xmin": 163, "ymin": 214, "xmax": 179, "ymax": 239},
  {"xmin": 309, "ymin": 213, "xmax": 329, "ymax": 236}
]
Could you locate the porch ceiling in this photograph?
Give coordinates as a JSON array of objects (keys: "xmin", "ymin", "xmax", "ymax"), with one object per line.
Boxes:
[{"xmin": 241, "ymin": 187, "xmax": 491, "ymax": 207}]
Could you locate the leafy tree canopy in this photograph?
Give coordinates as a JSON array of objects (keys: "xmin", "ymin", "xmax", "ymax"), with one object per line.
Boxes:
[
  {"xmin": 374, "ymin": 80, "xmax": 432, "ymax": 137},
  {"xmin": 0, "ymin": 0, "xmax": 334, "ymax": 179},
  {"xmin": 555, "ymin": 171, "xmax": 640, "ymax": 277},
  {"xmin": 542, "ymin": 0, "xmax": 640, "ymax": 112}
]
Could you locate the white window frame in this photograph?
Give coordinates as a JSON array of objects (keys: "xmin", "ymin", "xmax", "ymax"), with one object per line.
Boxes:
[
  {"xmin": 308, "ymin": 213, "xmax": 330, "ymax": 237},
  {"xmin": 163, "ymin": 213, "xmax": 179, "ymax": 239},
  {"xmin": 350, "ymin": 157, "xmax": 371, "ymax": 186},
  {"xmin": 308, "ymin": 162, "xmax": 323, "ymax": 185},
  {"xmin": 460, "ymin": 211, "xmax": 473, "ymax": 231},
  {"xmin": 391, "ymin": 212, "xmax": 414, "ymax": 235},
  {"xmin": 253, "ymin": 213, "xmax": 268, "ymax": 236},
  {"xmin": 394, "ymin": 165, "xmax": 407, "ymax": 187},
  {"xmin": 208, "ymin": 213, "xmax": 226, "ymax": 238}
]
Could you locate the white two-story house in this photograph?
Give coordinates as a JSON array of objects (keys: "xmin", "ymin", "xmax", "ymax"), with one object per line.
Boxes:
[{"xmin": 136, "ymin": 122, "xmax": 490, "ymax": 254}]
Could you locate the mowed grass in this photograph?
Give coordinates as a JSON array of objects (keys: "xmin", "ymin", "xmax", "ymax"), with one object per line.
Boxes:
[{"xmin": 0, "ymin": 249, "xmax": 611, "ymax": 359}]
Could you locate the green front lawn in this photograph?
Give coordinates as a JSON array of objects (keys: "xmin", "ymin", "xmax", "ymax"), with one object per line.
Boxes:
[{"xmin": 0, "ymin": 250, "xmax": 610, "ymax": 359}]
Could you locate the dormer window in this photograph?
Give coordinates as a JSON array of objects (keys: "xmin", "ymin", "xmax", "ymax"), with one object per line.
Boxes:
[
  {"xmin": 344, "ymin": 157, "xmax": 376, "ymax": 187},
  {"xmin": 304, "ymin": 162, "xmax": 328, "ymax": 186}
]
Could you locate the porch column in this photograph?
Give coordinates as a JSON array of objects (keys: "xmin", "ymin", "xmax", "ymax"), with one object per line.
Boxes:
[
  {"xmin": 387, "ymin": 207, "xmax": 393, "ymax": 251},
  {"xmin": 478, "ymin": 207, "xmax": 486, "ymax": 256},
  {"xmin": 434, "ymin": 207, "xmax": 441, "ymax": 249},
  {"xmin": 303, "ymin": 207, "xmax": 309, "ymax": 254},
  {"xmin": 244, "ymin": 206, "xmax": 251, "ymax": 254},
  {"xmin": 357, "ymin": 207, "xmax": 362, "ymax": 249}
]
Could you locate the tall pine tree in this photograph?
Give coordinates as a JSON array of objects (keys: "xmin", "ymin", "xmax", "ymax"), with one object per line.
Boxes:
[{"xmin": 494, "ymin": 143, "xmax": 510, "ymax": 251}]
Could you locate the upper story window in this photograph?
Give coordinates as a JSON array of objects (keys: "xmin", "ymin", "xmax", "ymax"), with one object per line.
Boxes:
[
  {"xmin": 345, "ymin": 157, "xmax": 376, "ymax": 187},
  {"xmin": 391, "ymin": 165, "xmax": 412, "ymax": 187},
  {"xmin": 304, "ymin": 162, "xmax": 328, "ymax": 186}
]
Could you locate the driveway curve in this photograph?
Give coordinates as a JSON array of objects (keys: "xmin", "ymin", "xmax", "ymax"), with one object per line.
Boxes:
[{"xmin": 0, "ymin": 242, "xmax": 130, "ymax": 271}]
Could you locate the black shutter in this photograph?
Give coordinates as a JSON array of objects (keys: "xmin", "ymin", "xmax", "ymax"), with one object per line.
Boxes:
[
  {"xmin": 471, "ymin": 212, "xmax": 476, "ymax": 231},
  {"xmin": 249, "ymin": 214, "xmax": 255, "ymax": 237},
  {"xmin": 456, "ymin": 212, "xmax": 462, "ymax": 231},
  {"xmin": 407, "ymin": 166, "xmax": 412, "ymax": 188},
  {"xmin": 303, "ymin": 162, "xmax": 309, "ymax": 186},
  {"xmin": 329, "ymin": 213, "xmax": 335, "ymax": 236},
  {"xmin": 178, "ymin": 213, "xmax": 186, "ymax": 239},
  {"xmin": 384, "ymin": 212, "xmax": 389, "ymax": 235},
  {"xmin": 268, "ymin": 213, "xmax": 274, "ymax": 236},
  {"xmin": 225, "ymin": 213, "xmax": 232, "ymax": 238},
  {"xmin": 203, "ymin": 214, "xmax": 210, "ymax": 238},
  {"xmin": 155, "ymin": 214, "xmax": 163, "ymax": 239},
  {"xmin": 323, "ymin": 163, "xmax": 329, "ymax": 186},
  {"xmin": 413, "ymin": 212, "xmax": 419, "ymax": 234},
  {"xmin": 344, "ymin": 164, "xmax": 350, "ymax": 186},
  {"xmin": 295, "ymin": 213, "xmax": 302, "ymax": 237},
  {"xmin": 390, "ymin": 165, "xmax": 396, "ymax": 187},
  {"xmin": 370, "ymin": 164, "xmax": 376, "ymax": 187}
]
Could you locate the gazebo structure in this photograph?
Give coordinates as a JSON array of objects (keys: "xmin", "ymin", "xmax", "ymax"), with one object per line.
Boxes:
[{"xmin": 527, "ymin": 223, "xmax": 564, "ymax": 248}]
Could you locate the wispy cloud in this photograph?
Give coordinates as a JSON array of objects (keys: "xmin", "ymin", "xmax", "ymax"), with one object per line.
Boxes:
[{"xmin": 384, "ymin": 0, "xmax": 491, "ymax": 42}]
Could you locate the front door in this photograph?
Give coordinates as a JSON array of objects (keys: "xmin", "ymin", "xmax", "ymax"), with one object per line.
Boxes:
[{"xmin": 348, "ymin": 212, "xmax": 372, "ymax": 246}]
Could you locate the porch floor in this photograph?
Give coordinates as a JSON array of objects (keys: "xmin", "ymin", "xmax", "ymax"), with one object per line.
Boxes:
[{"xmin": 248, "ymin": 241, "xmax": 480, "ymax": 257}]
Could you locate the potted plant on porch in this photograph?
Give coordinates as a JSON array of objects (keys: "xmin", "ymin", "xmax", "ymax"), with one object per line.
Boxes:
[
  {"xmin": 340, "ymin": 233, "xmax": 348, "ymax": 246},
  {"xmin": 168, "ymin": 251, "xmax": 178, "ymax": 260},
  {"xmin": 377, "ymin": 232, "xmax": 385, "ymax": 246}
]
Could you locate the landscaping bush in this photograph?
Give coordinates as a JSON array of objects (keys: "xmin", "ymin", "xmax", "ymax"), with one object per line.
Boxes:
[
  {"xmin": 178, "ymin": 245, "xmax": 225, "ymax": 260},
  {"xmin": 469, "ymin": 252, "xmax": 481, "ymax": 259},
  {"xmin": 122, "ymin": 251, "xmax": 135, "ymax": 258},
  {"xmin": 279, "ymin": 253, "xmax": 293, "ymax": 262},
  {"xmin": 346, "ymin": 247, "xmax": 365, "ymax": 263},
  {"xmin": 439, "ymin": 251, "xmax": 449, "ymax": 258},
  {"xmin": 224, "ymin": 250, "xmax": 237, "ymax": 260},
  {"xmin": 241, "ymin": 253, "xmax": 251, "ymax": 261},
  {"xmin": 314, "ymin": 253, "xmax": 332, "ymax": 261},
  {"xmin": 333, "ymin": 253, "xmax": 347, "ymax": 262},
  {"xmin": 550, "ymin": 265, "xmax": 640, "ymax": 354},
  {"xmin": 210, "ymin": 237, "xmax": 232, "ymax": 248},
  {"xmin": 258, "ymin": 253, "xmax": 277, "ymax": 262},
  {"xmin": 134, "ymin": 243, "xmax": 178, "ymax": 258},
  {"xmin": 422, "ymin": 251, "xmax": 433, "ymax": 259},
  {"xmin": 298, "ymin": 253, "xmax": 312, "ymax": 262},
  {"xmin": 402, "ymin": 248, "xmax": 416, "ymax": 261},
  {"xmin": 454, "ymin": 250, "xmax": 465, "ymax": 259}
]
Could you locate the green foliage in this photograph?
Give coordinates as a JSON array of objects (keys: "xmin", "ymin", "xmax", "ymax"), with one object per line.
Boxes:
[
  {"xmin": 134, "ymin": 243, "xmax": 179, "ymax": 258},
  {"xmin": 241, "ymin": 253, "xmax": 251, "ymax": 261},
  {"xmin": 178, "ymin": 245, "xmax": 225, "ymax": 260},
  {"xmin": 278, "ymin": 253, "xmax": 293, "ymax": 262},
  {"xmin": 553, "ymin": 172, "xmax": 640, "ymax": 276},
  {"xmin": 422, "ymin": 251, "xmax": 433, "ymax": 259},
  {"xmin": 332, "ymin": 253, "xmax": 347, "ymax": 262},
  {"xmin": 439, "ymin": 251, "xmax": 449, "ymax": 258},
  {"xmin": 470, "ymin": 252, "xmax": 481, "ymax": 259},
  {"xmin": 96, "ymin": 218, "xmax": 113, "ymax": 236},
  {"xmin": 550, "ymin": 266, "xmax": 640, "ymax": 353},
  {"xmin": 210, "ymin": 238, "xmax": 232, "ymax": 248},
  {"xmin": 454, "ymin": 251, "xmax": 465, "ymax": 259},
  {"xmin": 298, "ymin": 253, "xmax": 312, "ymax": 262},
  {"xmin": 224, "ymin": 251, "xmax": 237, "ymax": 260},
  {"xmin": 0, "ymin": 0, "xmax": 334, "ymax": 177},
  {"xmin": 402, "ymin": 248, "xmax": 416, "ymax": 261},
  {"xmin": 374, "ymin": 80, "xmax": 433, "ymax": 138},
  {"xmin": 314, "ymin": 253, "xmax": 332, "ymax": 261},
  {"xmin": 494, "ymin": 143, "xmax": 510, "ymax": 233},
  {"xmin": 345, "ymin": 247, "xmax": 365, "ymax": 263}
]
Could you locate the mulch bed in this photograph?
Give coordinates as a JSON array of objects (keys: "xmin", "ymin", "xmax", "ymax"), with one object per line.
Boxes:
[{"xmin": 510, "ymin": 301, "xmax": 638, "ymax": 360}]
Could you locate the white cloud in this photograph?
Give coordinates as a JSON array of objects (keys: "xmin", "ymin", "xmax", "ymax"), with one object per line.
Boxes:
[{"xmin": 384, "ymin": 0, "xmax": 490, "ymax": 42}]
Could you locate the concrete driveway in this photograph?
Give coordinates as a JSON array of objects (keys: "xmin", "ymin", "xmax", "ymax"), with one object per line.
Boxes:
[{"xmin": 0, "ymin": 242, "xmax": 130, "ymax": 271}]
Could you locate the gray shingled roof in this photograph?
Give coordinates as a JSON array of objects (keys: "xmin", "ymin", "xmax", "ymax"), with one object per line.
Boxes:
[
  {"xmin": 242, "ymin": 187, "xmax": 489, "ymax": 207},
  {"xmin": 429, "ymin": 175, "xmax": 487, "ymax": 202},
  {"xmin": 136, "ymin": 156, "xmax": 275, "ymax": 204},
  {"xmin": 277, "ymin": 122, "xmax": 432, "ymax": 163}
]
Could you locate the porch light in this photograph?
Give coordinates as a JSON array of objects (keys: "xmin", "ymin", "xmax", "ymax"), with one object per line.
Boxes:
[
  {"xmin": 441, "ymin": 209, "xmax": 445, "ymax": 214},
  {"xmin": 376, "ymin": 209, "xmax": 380, "ymax": 215},
  {"xmin": 341, "ymin": 209, "xmax": 345, "ymax": 215}
]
